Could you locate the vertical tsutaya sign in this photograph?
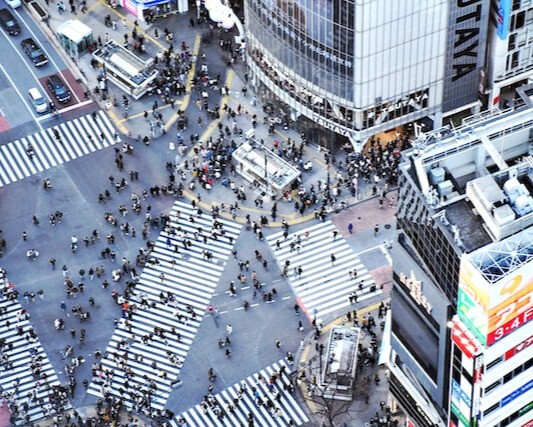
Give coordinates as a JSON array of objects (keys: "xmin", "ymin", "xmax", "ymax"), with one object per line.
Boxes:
[
  {"xmin": 497, "ymin": 0, "xmax": 512, "ymax": 40},
  {"xmin": 443, "ymin": 0, "xmax": 488, "ymax": 111},
  {"xmin": 452, "ymin": 0, "xmax": 483, "ymax": 82}
]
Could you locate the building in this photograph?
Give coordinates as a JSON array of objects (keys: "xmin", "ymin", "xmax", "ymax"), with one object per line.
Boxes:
[
  {"xmin": 232, "ymin": 140, "xmax": 301, "ymax": 198},
  {"xmin": 388, "ymin": 91, "xmax": 533, "ymax": 426},
  {"xmin": 485, "ymin": 0, "xmax": 533, "ymax": 108},
  {"xmin": 244, "ymin": 0, "xmax": 490, "ymax": 151},
  {"xmin": 321, "ymin": 326, "xmax": 360, "ymax": 401},
  {"xmin": 92, "ymin": 40, "xmax": 159, "ymax": 100}
]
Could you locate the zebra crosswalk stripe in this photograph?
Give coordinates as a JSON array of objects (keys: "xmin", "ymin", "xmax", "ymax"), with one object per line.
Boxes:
[
  {"xmin": 0, "ymin": 111, "xmax": 120, "ymax": 188},
  {"xmin": 266, "ymin": 220, "xmax": 381, "ymax": 323},
  {"xmin": 87, "ymin": 200, "xmax": 242, "ymax": 411},
  {"xmin": 0, "ymin": 272, "xmax": 70, "ymax": 423},
  {"xmin": 172, "ymin": 359, "xmax": 309, "ymax": 427}
]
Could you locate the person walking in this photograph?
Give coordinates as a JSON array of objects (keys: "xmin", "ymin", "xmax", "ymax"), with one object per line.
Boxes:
[
  {"xmin": 348, "ymin": 223, "xmax": 354, "ymax": 234},
  {"xmin": 226, "ymin": 324, "xmax": 233, "ymax": 335},
  {"xmin": 50, "ymin": 258, "xmax": 56, "ymax": 269},
  {"xmin": 275, "ymin": 340, "xmax": 281, "ymax": 350},
  {"xmin": 374, "ymin": 224, "xmax": 379, "ymax": 236},
  {"xmin": 60, "ymin": 301, "xmax": 69, "ymax": 317}
]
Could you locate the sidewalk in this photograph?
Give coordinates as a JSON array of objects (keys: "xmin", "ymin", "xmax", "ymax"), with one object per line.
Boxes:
[{"xmin": 40, "ymin": 0, "xmax": 396, "ymax": 228}]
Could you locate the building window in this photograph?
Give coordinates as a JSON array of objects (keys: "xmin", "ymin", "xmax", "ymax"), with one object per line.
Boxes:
[
  {"xmin": 517, "ymin": 11, "xmax": 526, "ymax": 29},
  {"xmin": 485, "ymin": 379, "xmax": 501, "ymax": 394},
  {"xmin": 518, "ymin": 31, "xmax": 527, "ymax": 47},
  {"xmin": 483, "ymin": 402, "xmax": 500, "ymax": 417},
  {"xmin": 503, "ymin": 371, "xmax": 513, "ymax": 383},
  {"xmin": 509, "ymin": 34, "xmax": 516, "ymax": 50},
  {"xmin": 486, "ymin": 356, "xmax": 502, "ymax": 371}
]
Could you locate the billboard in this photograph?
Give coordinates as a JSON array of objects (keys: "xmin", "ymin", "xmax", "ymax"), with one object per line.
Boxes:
[
  {"xmin": 496, "ymin": 0, "xmax": 512, "ymax": 40},
  {"xmin": 505, "ymin": 333, "xmax": 533, "ymax": 360},
  {"xmin": 451, "ymin": 317, "xmax": 480, "ymax": 359},
  {"xmin": 502, "ymin": 378, "xmax": 533, "ymax": 407},
  {"xmin": 458, "ymin": 253, "xmax": 533, "ymax": 346},
  {"xmin": 442, "ymin": 0, "xmax": 488, "ymax": 111}
]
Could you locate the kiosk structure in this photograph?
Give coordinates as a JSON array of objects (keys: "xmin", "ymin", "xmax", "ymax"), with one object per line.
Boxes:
[
  {"xmin": 56, "ymin": 20, "xmax": 93, "ymax": 60},
  {"xmin": 232, "ymin": 140, "xmax": 301, "ymax": 199},
  {"xmin": 92, "ymin": 40, "xmax": 158, "ymax": 100},
  {"xmin": 322, "ymin": 326, "xmax": 360, "ymax": 401}
]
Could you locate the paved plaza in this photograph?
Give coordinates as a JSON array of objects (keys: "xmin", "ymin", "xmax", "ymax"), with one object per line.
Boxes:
[{"xmin": 0, "ymin": 1, "xmax": 405, "ymax": 426}]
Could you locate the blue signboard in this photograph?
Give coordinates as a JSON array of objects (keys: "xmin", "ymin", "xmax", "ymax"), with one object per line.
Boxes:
[
  {"xmin": 497, "ymin": 0, "xmax": 511, "ymax": 40},
  {"xmin": 452, "ymin": 379, "xmax": 472, "ymax": 407},
  {"xmin": 502, "ymin": 378, "xmax": 533, "ymax": 407}
]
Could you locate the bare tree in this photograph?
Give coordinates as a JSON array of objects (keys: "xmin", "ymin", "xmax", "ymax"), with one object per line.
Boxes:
[{"xmin": 296, "ymin": 354, "xmax": 353, "ymax": 427}]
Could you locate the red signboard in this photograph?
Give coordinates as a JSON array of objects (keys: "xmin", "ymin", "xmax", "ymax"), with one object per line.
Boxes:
[
  {"xmin": 487, "ymin": 306, "xmax": 533, "ymax": 345},
  {"xmin": 452, "ymin": 320, "xmax": 479, "ymax": 359},
  {"xmin": 505, "ymin": 334, "xmax": 533, "ymax": 360}
]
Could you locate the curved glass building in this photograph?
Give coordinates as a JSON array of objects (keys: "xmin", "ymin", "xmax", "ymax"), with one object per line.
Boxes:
[{"xmin": 245, "ymin": 0, "xmax": 488, "ymax": 150}]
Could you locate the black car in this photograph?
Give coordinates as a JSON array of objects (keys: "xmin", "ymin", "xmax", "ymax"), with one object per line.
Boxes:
[
  {"xmin": 21, "ymin": 38, "xmax": 48, "ymax": 67},
  {"xmin": 46, "ymin": 75, "xmax": 71, "ymax": 103},
  {"xmin": 0, "ymin": 9, "xmax": 20, "ymax": 36}
]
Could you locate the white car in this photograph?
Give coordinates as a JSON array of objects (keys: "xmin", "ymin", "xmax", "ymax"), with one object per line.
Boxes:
[
  {"xmin": 5, "ymin": 0, "xmax": 21, "ymax": 8},
  {"xmin": 28, "ymin": 87, "xmax": 48, "ymax": 114}
]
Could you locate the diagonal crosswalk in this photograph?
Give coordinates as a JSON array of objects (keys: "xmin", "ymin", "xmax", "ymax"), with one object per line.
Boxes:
[
  {"xmin": 0, "ymin": 270, "xmax": 70, "ymax": 423},
  {"xmin": 0, "ymin": 111, "xmax": 119, "ymax": 187},
  {"xmin": 266, "ymin": 221, "xmax": 381, "ymax": 323},
  {"xmin": 172, "ymin": 359, "xmax": 308, "ymax": 427},
  {"xmin": 87, "ymin": 200, "xmax": 242, "ymax": 413}
]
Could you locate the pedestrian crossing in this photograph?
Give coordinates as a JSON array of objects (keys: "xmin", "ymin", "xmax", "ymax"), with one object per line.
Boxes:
[
  {"xmin": 0, "ymin": 111, "xmax": 119, "ymax": 187},
  {"xmin": 266, "ymin": 220, "xmax": 381, "ymax": 323},
  {"xmin": 0, "ymin": 271, "xmax": 70, "ymax": 423},
  {"xmin": 87, "ymin": 200, "xmax": 242, "ymax": 413},
  {"xmin": 171, "ymin": 359, "xmax": 308, "ymax": 426}
]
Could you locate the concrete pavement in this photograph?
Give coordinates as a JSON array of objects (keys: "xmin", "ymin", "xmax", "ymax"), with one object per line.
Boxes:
[{"xmin": 1, "ymin": 1, "xmax": 404, "ymax": 425}]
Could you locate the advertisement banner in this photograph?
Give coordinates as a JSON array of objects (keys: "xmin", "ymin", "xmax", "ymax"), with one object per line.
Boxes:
[
  {"xmin": 487, "ymin": 289, "xmax": 533, "ymax": 345},
  {"xmin": 452, "ymin": 379, "xmax": 471, "ymax": 407},
  {"xmin": 497, "ymin": 0, "xmax": 512, "ymax": 40},
  {"xmin": 502, "ymin": 378, "xmax": 533, "ymax": 407},
  {"xmin": 451, "ymin": 402, "xmax": 470, "ymax": 427},
  {"xmin": 506, "ymin": 334, "xmax": 533, "ymax": 360},
  {"xmin": 457, "ymin": 289, "xmax": 487, "ymax": 345},
  {"xmin": 451, "ymin": 319, "xmax": 479, "ymax": 360},
  {"xmin": 459, "ymin": 251, "xmax": 533, "ymax": 345}
]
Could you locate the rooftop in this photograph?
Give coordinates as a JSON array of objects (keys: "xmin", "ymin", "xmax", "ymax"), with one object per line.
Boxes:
[{"xmin": 404, "ymin": 89, "xmax": 533, "ymax": 264}]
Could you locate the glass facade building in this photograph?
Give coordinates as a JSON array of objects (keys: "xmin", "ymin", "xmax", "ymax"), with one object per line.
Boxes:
[{"xmin": 244, "ymin": 0, "xmax": 487, "ymax": 149}]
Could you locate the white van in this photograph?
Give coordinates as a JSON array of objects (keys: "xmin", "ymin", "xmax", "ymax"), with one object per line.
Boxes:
[{"xmin": 28, "ymin": 87, "xmax": 48, "ymax": 114}]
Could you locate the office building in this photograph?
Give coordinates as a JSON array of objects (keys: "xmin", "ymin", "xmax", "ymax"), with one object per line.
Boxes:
[
  {"xmin": 244, "ymin": 0, "xmax": 490, "ymax": 150},
  {"xmin": 486, "ymin": 0, "xmax": 533, "ymax": 108},
  {"xmin": 388, "ymin": 90, "xmax": 533, "ymax": 426}
]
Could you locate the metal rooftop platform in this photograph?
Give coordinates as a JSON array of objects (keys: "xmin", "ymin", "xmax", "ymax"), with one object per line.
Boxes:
[{"xmin": 468, "ymin": 228, "xmax": 533, "ymax": 284}]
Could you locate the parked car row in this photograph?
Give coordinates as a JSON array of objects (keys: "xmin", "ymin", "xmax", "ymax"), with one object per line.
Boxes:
[{"xmin": 0, "ymin": 8, "xmax": 71, "ymax": 108}]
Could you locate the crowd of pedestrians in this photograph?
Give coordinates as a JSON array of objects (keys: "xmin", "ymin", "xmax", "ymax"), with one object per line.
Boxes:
[{"xmin": 0, "ymin": 1, "xmax": 408, "ymax": 424}]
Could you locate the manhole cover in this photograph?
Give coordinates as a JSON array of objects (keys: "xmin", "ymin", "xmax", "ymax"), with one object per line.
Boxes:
[{"xmin": 384, "ymin": 224, "xmax": 391, "ymax": 229}]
